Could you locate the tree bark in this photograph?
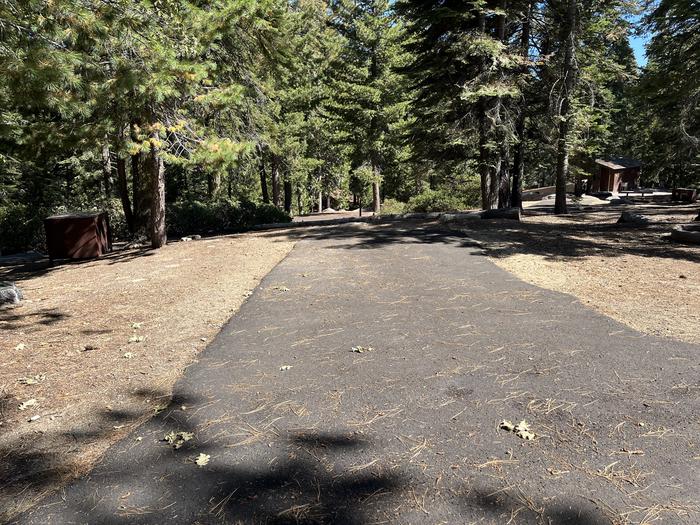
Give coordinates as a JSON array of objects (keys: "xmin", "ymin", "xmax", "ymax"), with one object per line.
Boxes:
[
  {"xmin": 498, "ymin": 148, "xmax": 510, "ymax": 208},
  {"xmin": 326, "ymin": 194, "xmax": 331, "ymax": 210},
  {"xmin": 372, "ymin": 181, "xmax": 381, "ymax": 213},
  {"xmin": 206, "ymin": 172, "xmax": 221, "ymax": 200},
  {"xmin": 511, "ymin": 1, "xmax": 532, "ymax": 210},
  {"xmin": 283, "ymin": 179, "xmax": 292, "ymax": 214},
  {"xmin": 101, "ymin": 143, "xmax": 112, "ymax": 197},
  {"xmin": 271, "ymin": 156, "xmax": 280, "ymax": 208},
  {"xmin": 296, "ymin": 185, "xmax": 302, "ymax": 216},
  {"xmin": 489, "ymin": 149, "xmax": 501, "ymax": 209},
  {"xmin": 131, "ymin": 152, "xmax": 150, "ymax": 234},
  {"xmin": 479, "ymin": 104, "xmax": 489, "ymax": 209},
  {"xmin": 147, "ymin": 133, "xmax": 166, "ymax": 248},
  {"xmin": 495, "ymin": 0, "xmax": 510, "ymax": 209},
  {"xmin": 495, "ymin": 0, "xmax": 507, "ymax": 41},
  {"xmin": 478, "ymin": 102, "xmax": 497, "ymax": 210},
  {"xmin": 555, "ymin": 0, "xmax": 578, "ymax": 215},
  {"xmin": 318, "ymin": 190, "xmax": 323, "ymax": 213},
  {"xmin": 511, "ymin": 120, "xmax": 525, "ymax": 209},
  {"xmin": 259, "ymin": 157, "xmax": 269, "ymax": 204},
  {"xmin": 116, "ymin": 156, "xmax": 134, "ymax": 233}
]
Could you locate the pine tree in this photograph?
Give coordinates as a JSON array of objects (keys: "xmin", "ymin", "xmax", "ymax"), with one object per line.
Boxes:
[
  {"xmin": 328, "ymin": 0, "xmax": 408, "ymax": 213},
  {"xmin": 397, "ymin": 0, "xmax": 522, "ymax": 210},
  {"xmin": 636, "ymin": 0, "xmax": 699, "ymax": 189}
]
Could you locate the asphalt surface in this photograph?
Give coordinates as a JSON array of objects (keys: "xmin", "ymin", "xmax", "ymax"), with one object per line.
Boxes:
[{"xmin": 15, "ymin": 222, "xmax": 700, "ymax": 524}]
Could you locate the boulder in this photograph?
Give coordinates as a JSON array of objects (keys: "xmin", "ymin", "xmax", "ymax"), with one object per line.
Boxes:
[
  {"xmin": 617, "ymin": 211, "xmax": 650, "ymax": 224},
  {"xmin": 0, "ymin": 281, "xmax": 23, "ymax": 306}
]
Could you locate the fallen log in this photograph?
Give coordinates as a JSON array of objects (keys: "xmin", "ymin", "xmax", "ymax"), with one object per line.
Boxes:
[
  {"xmin": 439, "ymin": 207, "xmax": 521, "ymax": 223},
  {"xmin": 670, "ymin": 223, "xmax": 700, "ymax": 245}
]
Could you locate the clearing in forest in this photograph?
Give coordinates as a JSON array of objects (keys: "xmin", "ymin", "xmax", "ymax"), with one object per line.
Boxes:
[{"xmin": 11, "ymin": 219, "xmax": 699, "ymax": 524}]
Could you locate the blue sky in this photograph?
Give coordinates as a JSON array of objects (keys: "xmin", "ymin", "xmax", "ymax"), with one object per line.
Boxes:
[
  {"xmin": 627, "ymin": 13, "xmax": 649, "ymax": 67},
  {"xmin": 630, "ymin": 34, "xmax": 648, "ymax": 66}
]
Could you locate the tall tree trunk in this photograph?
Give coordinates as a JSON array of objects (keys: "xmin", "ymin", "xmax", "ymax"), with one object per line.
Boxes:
[
  {"xmin": 101, "ymin": 143, "xmax": 112, "ymax": 197},
  {"xmin": 131, "ymin": 152, "xmax": 150, "ymax": 234},
  {"xmin": 479, "ymin": 105, "xmax": 489, "ymax": 210},
  {"xmin": 511, "ymin": 1, "xmax": 533, "ymax": 209},
  {"xmin": 116, "ymin": 156, "xmax": 134, "ymax": 233},
  {"xmin": 495, "ymin": 0, "xmax": 507, "ymax": 40},
  {"xmin": 372, "ymin": 181, "xmax": 381, "ymax": 213},
  {"xmin": 498, "ymin": 146, "xmax": 510, "ymax": 208},
  {"xmin": 271, "ymin": 156, "xmax": 280, "ymax": 209},
  {"xmin": 206, "ymin": 172, "xmax": 221, "ymax": 200},
  {"xmin": 495, "ymin": 0, "xmax": 510, "ymax": 209},
  {"xmin": 283, "ymin": 179, "xmax": 292, "ymax": 214},
  {"xmin": 370, "ymin": 162, "xmax": 381, "ymax": 214},
  {"xmin": 259, "ymin": 157, "xmax": 269, "ymax": 204},
  {"xmin": 555, "ymin": 0, "xmax": 578, "ymax": 215},
  {"xmin": 490, "ymin": 151, "xmax": 501, "ymax": 208},
  {"xmin": 512, "ymin": 117, "xmax": 526, "ymax": 209},
  {"xmin": 479, "ymin": 102, "xmax": 497, "ymax": 210},
  {"xmin": 326, "ymin": 194, "xmax": 331, "ymax": 210},
  {"xmin": 296, "ymin": 185, "xmax": 302, "ymax": 216},
  {"xmin": 131, "ymin": 153, "xmax": 139, "ymax": 212},
  {"xmin": 130, "ymin": 122, "xmax": 150, "ymax": 235},
  {"xmin": 147, "ymin": 133, "xmax": 166, "ymax": 248},
  {"xmin": 207, "ymin": 173, "xmax": 214, "ymax": 199},
  {"xmin": 318, "ymin": 190, "xmax": 323, "ymax": 213}
]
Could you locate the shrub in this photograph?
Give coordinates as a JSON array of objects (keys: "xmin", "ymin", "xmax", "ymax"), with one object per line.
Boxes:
[
  {"xmin": 102, "ymin": 199, "xmax": 130, "ymax": 240},
  {"xmin": 0, "ymin": 198, "xmax": 292, "ymax": 253},
  {"xmin": 406, "ymin": 190, "xmax": 464, "ymax": 213},
  {"xmin": 254, "ymin": 203, "xmax": 293, "ymax": 225},
  {"xmin": 166, "ymin": 199, "xmax": 291, "ymax": 238},
  {"xmin": 0, "ymin": 203, "xmax": 48, "ymax": 254},
  {"xmin": 380, "ymin": 198, "xmax": 406, "ymax": 215}
]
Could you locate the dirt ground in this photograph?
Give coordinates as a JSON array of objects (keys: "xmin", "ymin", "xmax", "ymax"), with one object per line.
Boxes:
[
  {"xmin": 13, "ymin": 219, "xmax": 700, "ymax": 525},
  {"xmin": 453, "ymin": 203, "xmax": 700, "ymax": 344},
  {"xmin": 1, "ymin": 202, "xmax": 699, "ymax": 523},
  {"xmin": 0, "ymin": 232, "xmax": 294, "ymax": 522}
]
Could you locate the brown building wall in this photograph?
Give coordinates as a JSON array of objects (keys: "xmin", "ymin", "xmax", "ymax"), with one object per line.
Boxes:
[{"xmin": 592, "ymin": 166, "xmax": 640, "ymax": 192}]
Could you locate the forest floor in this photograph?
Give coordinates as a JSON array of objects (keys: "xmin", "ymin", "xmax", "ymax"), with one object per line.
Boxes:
[
  {"xmin": 293, "ymin": 208, "xmax": 374, "ymax": 223},
  {"xmin": 13, "ymin": 220, "xmax": 700, "ymax": 524},
  {"xmin": 453, "ymin": 202, "xmax": 700, "ymax": 345},
  {"xmin": 1, "ymin": 203, "xmax": 699, "ymax": 523},
  {"xmin": 0, "ymin": 232, "xmax": 295, "ymax": 521}
]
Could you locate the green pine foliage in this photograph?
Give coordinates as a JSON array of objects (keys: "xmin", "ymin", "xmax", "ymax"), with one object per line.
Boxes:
[
  {"xmin": 635, "ymin": 0, "xmax": 699, "ymax": 187},
  {"xmin": 0, "ymin": 0, "xmax": 696, "ymax": 252}
]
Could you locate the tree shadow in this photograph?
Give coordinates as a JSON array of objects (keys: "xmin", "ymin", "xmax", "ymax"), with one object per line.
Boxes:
[
  {"xmin": 0, "ymin": 389, "xmax": 201, "ymax": 524},
  {"xmin": 259, "ymin": 204, "xmax": 700, "ymax": 264},
  {"xmin": 12, "ymin": 418, "xmax": 625, "ymax": 525},
  {"xmin": 461, "ymin": 484, "xmax": 611, "ymax": 525},
  {"xmin": 0, "ymin": 247, "xmax": 157, "ymax": 282},
  {"xmin": 262, "ymin": 220, "xmax": 483, "ymax": 253},
  {"xmin": 26, "ymin": 433, "xmax": 404, "ymax": 524},
  {"xmin": 0, "ymin": 307, "xmax": 70, "ymax": 331}
]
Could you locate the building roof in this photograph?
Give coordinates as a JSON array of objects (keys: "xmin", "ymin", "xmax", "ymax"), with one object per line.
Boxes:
[{"xmin": 595, "ymin": 157, "xmax": 641, "ymax": 170}]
